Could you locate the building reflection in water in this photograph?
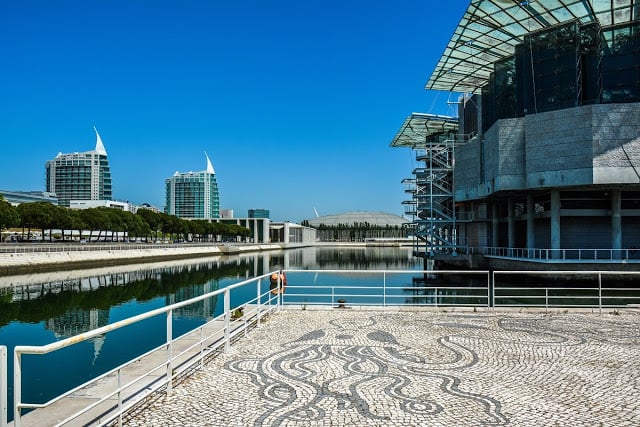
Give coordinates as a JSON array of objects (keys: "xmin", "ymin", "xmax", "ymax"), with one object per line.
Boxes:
[{"xmin": 0, "ymin": 247, "xmax": 423, "ymax": 348}]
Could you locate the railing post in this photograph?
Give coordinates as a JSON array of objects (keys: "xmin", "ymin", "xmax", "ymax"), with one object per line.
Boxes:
[
  {"xmin": 166, "ymin": 309, "xmax": 173, "ymax": 395},
  {"xmin": 0, "ymin": 346, "xmax": 6, "ymax": 427},
  {"xmin": 383, "ymin": 272, "xmax": 386, "ymax": 308},
  {"xmin": 435, "ymin": 287, "xmax": 438, "ymax": 308},
  {"xmin": 200, "ymin": 326, "xmax": 204, "ymax": 370},
  {"xmin": 545, "ymin": 288, "xmax": 549, "ymax": 313},
  {"xmin": 224, "ymin": 288, "xmax": 231, "ymax": 353},
  {"xmin": 256, "ymin": 278, "xmax": 262, "ymax": 327},
  {"xmin": 487, "ymin": 272, "xmax": 491, "ymax": 308},
  {"xmin": 331, "ymin": 287, "xmax": 334, "ymax": 307},
  {"xmin": 598, "ymin": 272, "xmax": 602, "ymax": 316},
  {"xmin": 491, "ymin": 271, "xmax": 496, "ymax": 313},
  {"xmin": 117, "ymin": 369, "xmax": 123, "ymax": 427},
  {"xmin": 13, "ymin": 351, "xmax": 20, "ymax": 427}
]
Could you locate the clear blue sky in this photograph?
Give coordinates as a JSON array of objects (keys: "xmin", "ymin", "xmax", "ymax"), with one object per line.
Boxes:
[{"xmin": 0, "ymin": 0, "xmax": 468, "ymax": 223}]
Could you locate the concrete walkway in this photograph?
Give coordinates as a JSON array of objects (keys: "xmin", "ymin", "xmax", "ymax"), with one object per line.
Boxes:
[{"xmin": 122, "ymin": 308, "xmax": 640, "ymax": 426}]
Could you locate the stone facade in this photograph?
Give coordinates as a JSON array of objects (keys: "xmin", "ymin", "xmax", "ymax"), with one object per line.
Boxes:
[{"xmin": 456, "ymin": 102, "xmax": 640, "ymax": 202}]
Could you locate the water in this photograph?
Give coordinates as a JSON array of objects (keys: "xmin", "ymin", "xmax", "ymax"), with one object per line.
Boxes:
[{"xmin": 0, "ymin": 246, "xmax": 421, "ymax": 421}]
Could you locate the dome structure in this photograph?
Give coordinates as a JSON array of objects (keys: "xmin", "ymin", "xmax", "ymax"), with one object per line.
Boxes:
[{"xmin": 307, "ymin": 212, "xmax": 408, "ymax": 228}]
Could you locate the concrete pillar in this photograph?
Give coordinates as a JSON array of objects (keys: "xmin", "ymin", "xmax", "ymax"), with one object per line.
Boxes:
[
  {"xmin": 284, "ymin": 222, "xmax": 290, "ymax": 244},
  {"xmin": 550, "ymin": 190, "xmax": 561, "ymax": 259},
  {"xmin": 527, "ymin": 194, "xmax": 535, "ymax": 249},
  {"xmin": 507, "ymin": 199, "xmax": 515, "ymax": 249},
  {"xmin": 611, "ymin": 190, "xmax": 622, "ymax": 258},
  {"xmin": 491, "ymin": 202, "xmax": 499, "ymax": 247},
  {"xmin": 263, "ymin": 219, "xmax": 270, "ymax": 244}
]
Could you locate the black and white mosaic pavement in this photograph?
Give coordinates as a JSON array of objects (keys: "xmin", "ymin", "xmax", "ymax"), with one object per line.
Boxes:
[{"xmin": 124, "ymin": 309, "xmax": 640, "ymax": 426}]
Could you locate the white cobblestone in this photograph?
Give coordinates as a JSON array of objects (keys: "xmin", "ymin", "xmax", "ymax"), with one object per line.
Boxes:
[{"xmin": 122, "ymin": 309, "xmax": 640, "ymax": 426}]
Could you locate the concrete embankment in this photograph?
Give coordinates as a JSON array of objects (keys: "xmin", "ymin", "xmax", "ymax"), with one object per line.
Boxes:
[{"xmin": 0, "ymin": 244, "xmax": 287, "ymax": 275}]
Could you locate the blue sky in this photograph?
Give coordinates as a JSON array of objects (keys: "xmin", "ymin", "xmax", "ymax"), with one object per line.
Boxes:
[{"xmin": 0, "ymin": 0, "xmax": 468, "ymax": 222}]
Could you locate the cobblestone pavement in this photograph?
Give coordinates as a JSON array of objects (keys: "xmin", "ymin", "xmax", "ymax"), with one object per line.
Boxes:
[{"xmin": 123, "ymin": 308, "xmax": 640, "ymax": 426}]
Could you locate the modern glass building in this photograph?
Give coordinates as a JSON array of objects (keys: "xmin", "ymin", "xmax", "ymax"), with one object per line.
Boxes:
[
  {"xmin": 248, "ymin": 209, "xmax": 270, "ymax": 219},
  {"xmin": 45, "ymin": 127, "xmax": 112, "ymax": 207},
  {"xmin": 393, "ymin": 1, "xmax": 640, "ymax": 264},
  {"xmin": 165, "ymin": 153, "xmax": 220, "ymax": 219}
]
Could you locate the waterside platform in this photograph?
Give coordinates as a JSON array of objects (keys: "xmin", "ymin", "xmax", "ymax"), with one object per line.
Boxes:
[
  {"xmin": 108, "ymin": 307, "xmax": 639, "ymax": 426},
  {"xmin": 0, "ymin": 243, "xmax": 310, "ymax": 276},
  {"xmin": 431, "ymin": 252, "xmax": 640, "ymax": 272}
]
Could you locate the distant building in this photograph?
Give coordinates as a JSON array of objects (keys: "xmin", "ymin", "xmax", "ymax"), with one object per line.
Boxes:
[
  {"xmin": 393, "ymin": 2, "xmax": 640, "ymax": 262},
  {"xmin": 248, "ymin": 209, "xmax": 269, "ymax": 219},
  {"xmin": 70, "ymin": 200, "xmax": 130, "ymax": 211},
  {"xmin": 0, "ymin": 190, "xmax": 58, "ymax": 206},
  {"xmin": 45, "ymin": 127, "xmax": 113, "ymax": 207},
  {"xmin": 305, "ymin": 211, "xmax": 409, "ymax": 242},
  {"xmin": 165, "ymin": 153, "xmax": 220, "ymax": 219},
  {"xmin": 219, "ymin": 209, "xmax": 234, "ymax": 218}
]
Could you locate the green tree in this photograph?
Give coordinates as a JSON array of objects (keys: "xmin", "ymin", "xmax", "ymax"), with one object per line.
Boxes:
[
  {"xmin": 0, "ymin": 200, "xmax": 20, "ymax": 237},
  {"xmin": 137, "ymin": 208, "xmax": 161, "ymax": 241},
  {"xmin": 16, "ymin": 202, "xmax": 58, "ymax": 241}
]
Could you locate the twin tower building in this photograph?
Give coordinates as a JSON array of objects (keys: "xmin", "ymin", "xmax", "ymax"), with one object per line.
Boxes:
[{"xmin": 45, "ymin": 128, "xmax": 220, "ymax": 219}]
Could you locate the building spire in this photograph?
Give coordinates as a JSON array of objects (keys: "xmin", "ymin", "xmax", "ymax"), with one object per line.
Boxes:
[
  {"xmin": 94, "ymin": 126, "xmax": 107, "ymax": 156},
  {"xmin": 204, "ymin": 151, "xmax": 215, "ymax": 174}
]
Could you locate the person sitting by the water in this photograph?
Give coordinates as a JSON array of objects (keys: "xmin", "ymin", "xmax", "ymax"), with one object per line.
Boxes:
[{"xmin": 269, "ymin": 270, "xmax": 287, "ymax": 294}]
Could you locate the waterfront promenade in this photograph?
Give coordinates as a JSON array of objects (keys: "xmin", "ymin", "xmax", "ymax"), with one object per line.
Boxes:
[
  {"xmin": 0, "ymin": 243, "xmax": 286, "ymax": 275},
  {"xmin": 122, "ymin": 307, "xmax": 640, "ymax": 426}
]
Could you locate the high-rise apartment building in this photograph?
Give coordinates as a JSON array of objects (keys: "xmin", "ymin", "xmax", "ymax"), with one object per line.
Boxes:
[
  {"xmin": 165, "ymin": 153, "xmax": 220, "ymax": 219},
  {"xmin": 45, "ymin": 127, "xmax": 113, "ymax": 207}
]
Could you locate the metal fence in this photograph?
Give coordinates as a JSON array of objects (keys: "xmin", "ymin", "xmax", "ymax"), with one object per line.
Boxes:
[
  {"xmin": 10, "ymin": 273, "xmax": 281, "ymax": 427},
  {"xmin": 4, "ymin": 268, "xmax": 640, "ymax": 426},
  {"xmin": 467, "ymin": 246, "xmax": 640, "ymax": 261},
  {"xmin": 279, "ymin": 269, "xmax": 640, "ymax": 311},
  {"xmin": 0, "ymin": 243, "xmax": 222, "ymax": 254}
]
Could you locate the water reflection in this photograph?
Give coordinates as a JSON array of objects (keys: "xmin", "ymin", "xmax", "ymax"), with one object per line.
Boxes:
[
  {"xmin": 0, "ymin": 246, "xmax": 422, "ymax": 420},
  {"xmin": 0, "ymin": 246, "xmax": 420, "ymax": 333}
]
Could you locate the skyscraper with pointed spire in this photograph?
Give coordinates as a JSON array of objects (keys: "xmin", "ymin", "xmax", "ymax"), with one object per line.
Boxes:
[
  {"xmin": 45, "ymin": 127, "xmax": 113, "ymax": 207},
  {"xmin": 165, "ymin": 153, "xmax": 220, "ymax": 219}
]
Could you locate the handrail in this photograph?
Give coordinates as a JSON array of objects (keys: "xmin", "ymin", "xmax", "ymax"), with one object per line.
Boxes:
[
  {"xmin": 6, "ymin": 268, "xmax": 640, "ymax": 426},
  {"xmin": 458, "ymin": 246, "xmax": 639, "ymax": 262},
  {"xmin": 0, "ymin": 242, "xmax": 225, "ymax": 254},
  {"xmin": 12, "ymin": 271, "xmax": 280, "ymax": 427},
  {"xmin": 1, "ymin": 346, "xmax": 6, "ymax": 427}
]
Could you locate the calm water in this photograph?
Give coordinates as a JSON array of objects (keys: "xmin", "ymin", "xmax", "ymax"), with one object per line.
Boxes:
[{"xmin": 0, "ymin": 246, "xmax": 422, "ymax": 420}]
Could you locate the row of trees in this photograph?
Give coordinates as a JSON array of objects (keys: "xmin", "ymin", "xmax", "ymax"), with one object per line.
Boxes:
[{"xmin": 0, "ymin": 198, "xmax": 250, "ymax": 243}]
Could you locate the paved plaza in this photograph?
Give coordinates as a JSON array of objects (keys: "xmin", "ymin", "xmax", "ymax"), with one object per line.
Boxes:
[{"xmin": 123, "ymin": 308, "xmax": 640, "ymax": 426}]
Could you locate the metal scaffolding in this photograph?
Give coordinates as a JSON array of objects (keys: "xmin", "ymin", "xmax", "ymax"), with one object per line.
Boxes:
[{"xmin": 391, "ymin": 113, "xmax": 464, "ymax": 257}]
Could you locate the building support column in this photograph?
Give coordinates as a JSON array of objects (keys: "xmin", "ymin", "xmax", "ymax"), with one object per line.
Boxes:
[
  {"xmin": 263, "ymin": 219, "xmax": 270, "ymax": 244},
  {"xmin": 507, "ymin": 199, "xmax": 515, "ymax": 249},
  {"xmin": 611, "ymin": 190, "xmax": 622, "ymax": 259},
  {"xmin": 492, "ymin": 202, "xmax": 499, "ymax": 247},
  {"xmin": 284, "ymin": 222, "xmax": 290, "ymax": 244},
  {"xmin": 550, "ymin": 190, "xmax": 561, "ymax": 259},
  {"xmin": 527, "ymin": 194, "xmax": 535, "ymax": 250}
]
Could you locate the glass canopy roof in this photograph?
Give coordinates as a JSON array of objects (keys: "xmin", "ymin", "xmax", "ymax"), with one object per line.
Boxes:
[
  {"xmin": 390, "ymin": 113, "xmax": 459, "ymax": 148},
  {"xmin": 426, "ymin": 0, "xmax": 640, "ymax": 93}
]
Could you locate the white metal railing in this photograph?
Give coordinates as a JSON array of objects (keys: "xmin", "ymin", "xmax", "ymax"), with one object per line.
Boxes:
[
  {"xmin": 12, "ymin": 272, "xmax": 282, "ymax": 427},
  {"xmin": 1, "ymin": 346, "xmax": 6, "ymax": 427},
  {"xmin": 278, "ymin": 269, "xmax": 640, "ymax": 312},
  {"xmin": 5, "ymin": 269, "xmax": 640, "ymax": 426},
  {"xmin": 492, "ymin": 270, "xmax": 640, "ymax": 314},
  {"xmin": 464, "ymin": 246, "xmax": 640, "ymax": 262},
  {"xmin": 0, "ymin": 243, "xmax": 225, "ymax": 254},
  {"xmin": 281, "ymin": 270, "xmax": 491, "ymax": 308}
]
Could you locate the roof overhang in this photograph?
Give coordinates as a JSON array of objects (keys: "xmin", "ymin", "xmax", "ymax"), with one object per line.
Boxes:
[
  {"xmin": 426, "ymin": 0, "xmax": 639, "ymax": 93},
  {"xmin": 390, "ymin": 113, "xmax": 459, "ymax": 148}
]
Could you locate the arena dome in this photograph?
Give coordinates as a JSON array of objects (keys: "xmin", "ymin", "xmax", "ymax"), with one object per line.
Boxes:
[{"xmin": 306, "ymin": 212, "xmax": 409, "ymax": 228}]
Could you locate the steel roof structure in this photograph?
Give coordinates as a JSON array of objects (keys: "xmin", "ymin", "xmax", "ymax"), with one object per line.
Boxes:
[
  {"xmin": 426, "ymin": 0, "xmax": 640, "ymax": 93},
  {"xmin": 390, "ymin": 113, "xmax": 458, "ymax": 148}
]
